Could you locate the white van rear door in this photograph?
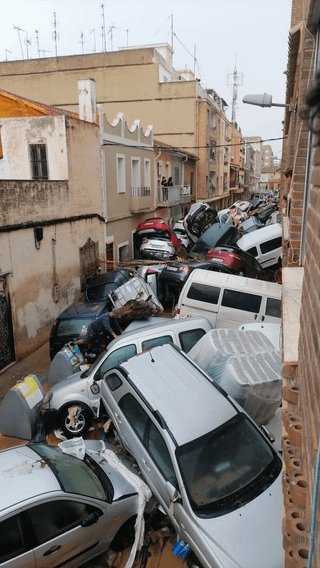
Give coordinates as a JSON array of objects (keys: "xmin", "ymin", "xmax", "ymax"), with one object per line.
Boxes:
[{"xmin": 215, "ymin": 288, "xmax": 263, "ymax": 328}]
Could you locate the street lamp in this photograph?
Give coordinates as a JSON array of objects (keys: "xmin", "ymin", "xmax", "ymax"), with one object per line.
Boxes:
[{"xmin": 242, "ymin": 93, "xmax": 287, "ymax": 108}]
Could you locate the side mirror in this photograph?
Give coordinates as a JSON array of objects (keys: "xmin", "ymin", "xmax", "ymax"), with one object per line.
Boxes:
[{"xmin": 81, "ymin": 510, "xmax": 100, "ymax": 527}]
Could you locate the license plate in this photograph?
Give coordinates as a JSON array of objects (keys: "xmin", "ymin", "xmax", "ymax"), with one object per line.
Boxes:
[{"xmin": 168, "ymin": 266, "xmax": 178, "ymax": 271}]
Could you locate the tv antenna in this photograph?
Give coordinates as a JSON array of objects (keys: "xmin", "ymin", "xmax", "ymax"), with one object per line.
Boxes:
[
  {"xmin": 24, "ymin": 32, "xmax": 32, "ymax": 59},
  {"xmin": 52, "ymin": 12, "xmax": 59, "ymax": 57},
  {"xmin": 90, "ymin": 29, "xmax": 96, "ymax": 52},
  {"xmin": 101, "ymin": 4, "xmax": 106, "ymax": 52},
  {"xmin": 108, "ymin": 23, "xmax": 117, "ymax": 51},
  {"xmin": 125, "ymin": 29, "xmax": 129, "ymax": 47},
  {"xmin": 41, "ymin": 50, "xmax": 52, "ymax": 57},
  {"xmin": 79, "ymin": 31, "xmax": 86, "ymax": 54},
  {"xmin": 5, "ymin": 49, "xmax": 12, "ymax": 60},
  {"xmin": 35, "ymin": 30, "xmax": 41, "ymax": 57},
  {"xmin": 227, "ymin": 64, "xmax": 244, "ymax": 123},
  {"xmin": 13, "ymin": 25, "xmax": 25, "ymax": 59}
]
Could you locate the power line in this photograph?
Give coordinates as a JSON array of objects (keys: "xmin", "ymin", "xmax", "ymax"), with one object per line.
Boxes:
[{"xmin": 101, "ymin": 135, "xmax": 286, "ymax": 151}]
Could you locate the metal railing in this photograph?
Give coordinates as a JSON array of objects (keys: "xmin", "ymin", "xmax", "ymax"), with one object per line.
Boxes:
[{"xmin": 130, "ymin": 186, "xmax": 151, "ymax": 198}]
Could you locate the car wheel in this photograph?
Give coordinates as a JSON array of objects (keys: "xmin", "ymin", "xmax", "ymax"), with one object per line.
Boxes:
[
  {"xmin": 189, "ymin": 222, "xmax": 201, "ymax": 236},
  {"xmin": 59, "ymin": 404, "xmax": 92, "ymax": 439}
]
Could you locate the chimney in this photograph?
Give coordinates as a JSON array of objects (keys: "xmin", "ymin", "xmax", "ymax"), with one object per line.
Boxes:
[{"xmin": 78, "ymin": 78, "xmax": 97, "ymax": 123}]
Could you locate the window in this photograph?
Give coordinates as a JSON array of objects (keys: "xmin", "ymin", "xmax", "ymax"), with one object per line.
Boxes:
[
  {"xmin": 187, "ymin": 283, "xmax": 220, "ymax": 305},
  {"xmin": 117, "ymin": 155, "xmax": 126, "ymax": 193},
  {"xmin": 142, "ymin": 335, "xmax": 173, "ymax": 351},
  {"xmin": 260, "ymin": 237, "xmax": 282, "ymax": 254},
  {"xmin": 247, "ymin": 246, "xmax": 258, "ymax": 258},
  {"xmin": 119, "ymin": 393, "xmax": 149, "ymax": 442},
  {"xmin": 119, "ymin": 394, "xmax": 177, "ymax": 486},
  {"xmin": 0, "ymin": 515, "xmax": 27, "ymax": 562},
  {"xmin": 147, "ymin": 422, "xmax": 177, "ymax": 485},
  {"xmin": 179, "ymin": 328, "xmax": 206, "ymax": 353},
  {"xmin": 131, "ymin": 157, "xmax": 140, "ymax": 193},
  {"xmin": 30, "ymin": 144, "xmax": 48, "ymax": 179},
  {"xmin": 100, "ymin": 345, "xmax": 137, "ymax": 378},
  {"xmin": 266, "ymin": 297, "xmax": 281, "ymax": 318},
  {"xmin": 144, "ymin": 159, "xmax": 151, "ymax": 189},
  {"xmin": 27, "ymin": 500, "xmax": 92, "ymax": 545},
  {"xmin": 105, "ymin": 372, "xmax": 123, "ymax": 391},
  {"xmin": 221, "ymin": 289, "xmax": 262, "ymax": 313}
]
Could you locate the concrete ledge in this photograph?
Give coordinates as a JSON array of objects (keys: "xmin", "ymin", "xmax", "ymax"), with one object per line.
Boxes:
[{"xmin": 282, "ymin": 266, "xmax": 304, "ymax": 365}]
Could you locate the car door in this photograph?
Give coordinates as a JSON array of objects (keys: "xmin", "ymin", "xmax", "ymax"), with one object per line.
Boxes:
[
  {"xmin": 215, "ymin": 288, "xmax": 263, "ymax": 328},
  {"xmin": 0, "ymin": 513, "xmax": 36, "ymax": 568},
  {"xmin": 26, "ymin": 498, "xmax": 109, "ymax": 568}
]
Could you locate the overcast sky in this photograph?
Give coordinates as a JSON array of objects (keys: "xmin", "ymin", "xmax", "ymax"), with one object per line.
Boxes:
[{"xmin": 1, "ymin": 0, "xmax": 292, "ymax": 157}]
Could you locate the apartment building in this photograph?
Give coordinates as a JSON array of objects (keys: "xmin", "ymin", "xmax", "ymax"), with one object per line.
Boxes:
[{"xmin": 0, "ymin": 43, "xmax": 242, "ymax": 210}]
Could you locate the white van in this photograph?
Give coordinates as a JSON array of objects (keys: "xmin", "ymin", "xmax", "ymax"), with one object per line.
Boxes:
[
  {"xmin": 176, "ymin": 269, "xmax": 282, "ymax": 328},
  {"xmin": 237, "ymin": 222, "xmax": 282, "ymax": 268}
]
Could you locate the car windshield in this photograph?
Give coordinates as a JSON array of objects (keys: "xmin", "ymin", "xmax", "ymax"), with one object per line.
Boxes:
[
  {"xmin": 176, "ymin": 413, "xmax": 281, "ymax": 517},
  {"xmin": 29, "ymin": 444, "xmax": 113, "ymax": 502}
]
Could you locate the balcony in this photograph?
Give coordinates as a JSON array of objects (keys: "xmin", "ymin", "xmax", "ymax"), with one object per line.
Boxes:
[
  {"xmin": 129, "ymin": 186, "xmax": 152, "ymax": 213},
  {"xmin": 157, "ymin": 184, "xmax": 191, "ymax": 205}
]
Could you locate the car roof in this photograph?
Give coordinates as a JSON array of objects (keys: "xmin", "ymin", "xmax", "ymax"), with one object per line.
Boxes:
[
  {"xmin": 107, "ymin": 316, "xmax": 212, "ymax": 349},
  {"xmin": 86, "ymin": 270, "xmax": 131, "ymax": 288},
  {"xmin": 117, "ymin": 344, "xmax": 237, "ymax": 445},
  {"xmin": 237, "ymin": 222, "xmax": 282, "ymax": 247},
  {"xmin": 185, "ymin": 269, "xmax": 282, "ymax": 296},
  {"xmin": 0, "ymin": 444, "xmax": 60, "ymax": 512},
  {"xmin": 57, "ymin": 301, "xmax": 107, "ymax": 319}
]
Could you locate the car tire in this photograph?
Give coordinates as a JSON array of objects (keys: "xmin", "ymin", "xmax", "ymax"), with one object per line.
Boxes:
[
  {"xmin": 189, "ymin": 222, "xmax": 201, "ymax": 236},
  {"xmin": 59, "ymin": 404, "xmax": 92, "ymax": 439}
]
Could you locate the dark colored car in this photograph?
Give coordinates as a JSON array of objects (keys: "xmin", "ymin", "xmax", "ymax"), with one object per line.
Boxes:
[
  {"xmin": 205, "ymin": 245, "xmax": 264, "ymax": 278},
  {"xmin": 49, "ymin": 301, "xmax": 112, "ymax": 360},
  {"xmin": 85, "ymin": 270, "xmax": 133, "ymax": 304},
  {"xmin": 189, "ymin": 223, "xmax": 239, "ymax": 259}
]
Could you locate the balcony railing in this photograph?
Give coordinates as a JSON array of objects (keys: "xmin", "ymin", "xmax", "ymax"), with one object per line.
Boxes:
[
  {"xmin": 157, "ymin": 184, "xmax": 191, "ymax": 205},
  {"xmin": 129, "ymin": 186, "xmax": 152, "ymax": 213}
]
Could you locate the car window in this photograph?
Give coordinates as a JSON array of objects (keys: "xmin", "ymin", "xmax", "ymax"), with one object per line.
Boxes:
[
  {"xmin": 141, "ymin": 335, "xmax": 173, "ymax": 351},
  {"xmin": 246, "ymin": 246, "xmax": 258, "ymax": 257},
  {"xmin": 179, "ymin": 328, "xmax": 206, "ymax": 353},
  {"xmin": 186, "ymin": 283, "xmax": 220, "ymax": 304},
  {"xmin": 0, "ymin": 514, "xmax": 27, "ymax": 563},
  {"xmin": 119, "ymin": 393, "xmax": 149, "ymax": 441},
  {"xmin": 27, "ymin": 500, "xmax": 93, "ymax": 545},
  {"xmin": 260, "ymin": 236, "xmax": 282, "ymax": 254},
  {"xmin": 266, "ymin": 297, "xmax": 281, "ymax": 318},
  {"xmin": 57, "ymin": 318, "xmax": 90, "ymax": 337},
  {"xmin": 221, "ymin": 289, "xmax": 262, "ymax": 313},
  {"xmin": 105, "ymin": 372, "xmax": 123, "ymax": 391},
  {"xmin": 97, "ymin": 344, "xmax": 137, "ymax": 378},
  {"xmin": 147, "ymin": 422, "xmax": 177, "ymax": 486}
]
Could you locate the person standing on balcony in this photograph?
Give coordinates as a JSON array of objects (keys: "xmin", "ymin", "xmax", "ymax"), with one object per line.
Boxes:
[{"xmin": 161, "ymin": 176, "xmax": 168, "ymax": 202}]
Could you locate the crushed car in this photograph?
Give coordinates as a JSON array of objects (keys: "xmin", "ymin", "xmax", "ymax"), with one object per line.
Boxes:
[
  {"xmin": 183, "ymin": 202, "xmax": 218, "ymax": 243},
  {"xmin": 133, "ymin": 217, "xmax": 187, "ymax": 260}
]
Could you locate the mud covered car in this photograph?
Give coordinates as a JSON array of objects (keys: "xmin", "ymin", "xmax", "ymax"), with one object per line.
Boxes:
[
  {"xmin": 189, "ymin": 224, "xmax": 239, "ymax": 259},
  {"xmin": 183, "ymin": 202, "xmax": 218, "ymax": 243},
  {"xmin": 133, "ymin": 217, "xmax": 183, "ymax": 259},
  {"xmin": 204, "ymin": 245, "xmax": 264, "ymax": 278}
]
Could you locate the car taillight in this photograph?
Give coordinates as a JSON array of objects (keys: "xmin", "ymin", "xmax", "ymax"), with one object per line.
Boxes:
[
  {"xmin": 176, "ymin": 308, "xmax": 181, "ymax": 314},
  {"xmin": 142, "ymin": 237, "xmax": 148, "ymax": 243},
  {"xmin": 178, "ymin": 266, "xmax": 191, "ymax": 273},
  {"xmin": 146, "ymin": 268, "xmax": 157, "ymax": 275}
]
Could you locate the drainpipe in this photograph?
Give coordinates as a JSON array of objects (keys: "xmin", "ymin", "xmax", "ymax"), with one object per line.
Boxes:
[{"xmin": 155, "ymin": 148, "xmax": 162, "ymax": 209}]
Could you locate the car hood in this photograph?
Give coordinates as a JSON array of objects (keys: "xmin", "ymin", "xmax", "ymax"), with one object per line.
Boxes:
[{"xmin": 190, "ymin": 474, "xmax": 282, "ymax": 568}]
